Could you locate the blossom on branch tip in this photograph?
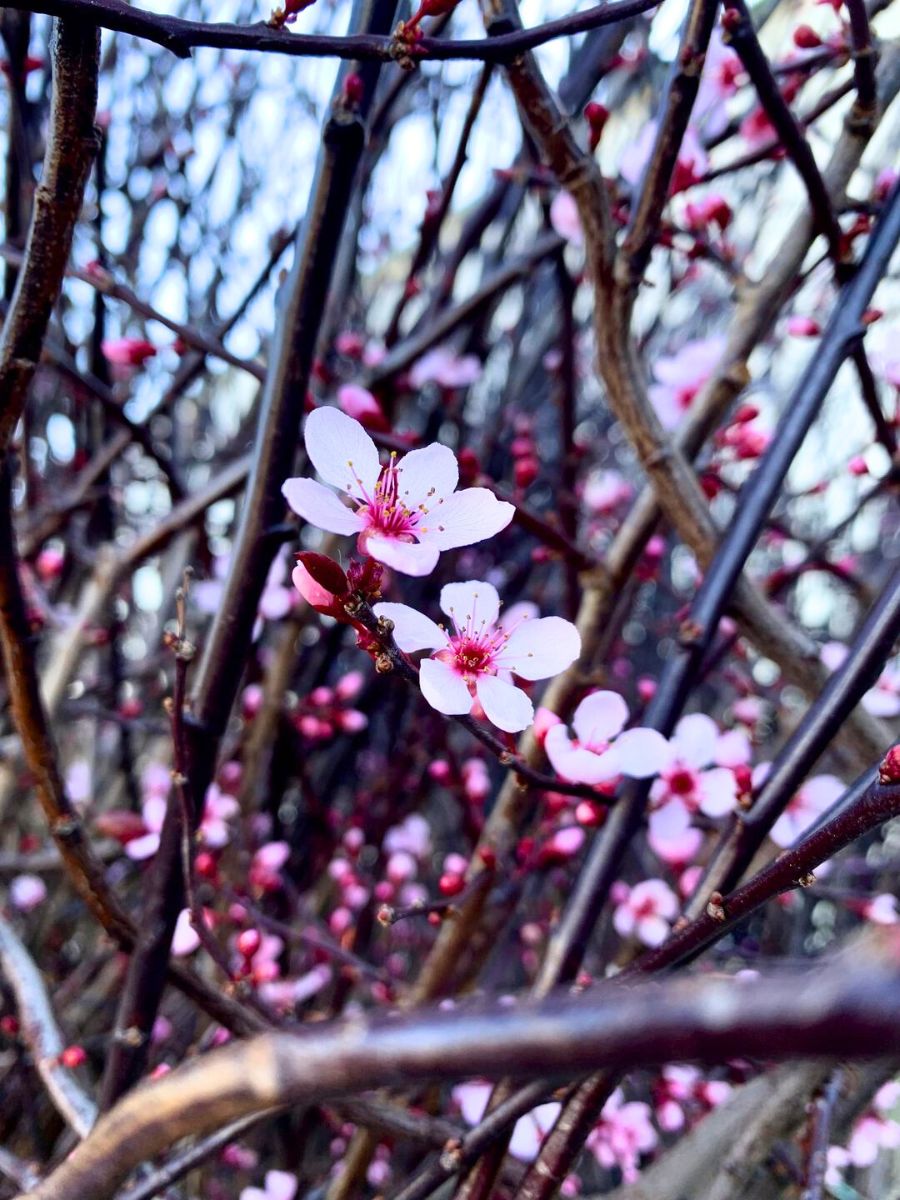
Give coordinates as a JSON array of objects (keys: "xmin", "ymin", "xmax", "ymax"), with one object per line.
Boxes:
[
  {"xmin": 282, "ymin": 408, "xmax": 513, "ymax": 576},
  {"xmin": 544, "ymin": 691, "xmax": 671, "ymax": 785},
  {"xmin": 612, "ymin": 878, "xmax": 679, "ymax": 947},
  {"xmin": 648, "ymin": 714, "xmax": 748, "ymax": 844},
  {"xmin": 374, "ymin": 581, "xmax": 581, "ymax": 732}
]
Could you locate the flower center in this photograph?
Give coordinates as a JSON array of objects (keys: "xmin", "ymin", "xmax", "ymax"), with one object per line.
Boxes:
[
  {"xmin": 668, "ymin": 767, "xmax": 696, "ymax": 796},
  {"xmin": 448, "ymin": 632, "xmax": 500, "ymax": 679},
  {"xmin": 357, "ymin": 462, "xmax": 423, "ymax": 542}
]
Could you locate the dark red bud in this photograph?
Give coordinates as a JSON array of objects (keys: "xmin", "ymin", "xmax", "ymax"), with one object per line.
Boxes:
[{"xmin": 295, "ymin": 552, "xmax": 349, "ymax": 597}]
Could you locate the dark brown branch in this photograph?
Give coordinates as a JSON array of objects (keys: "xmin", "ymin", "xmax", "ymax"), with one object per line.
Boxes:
[
  {"xmin": 0, "ymin": 19, "xmax": 99, "ymax": 452},
  {"xmin": 723, "ymin": 0, "xmax": 847, "ymax": 272},
  {"xmin": 0, "ymin": 0, "xmax": 661, "ymax": 63},
  {"xmin": 21, "ymin": 931, "xmax": 900, "ymax": 1200}
]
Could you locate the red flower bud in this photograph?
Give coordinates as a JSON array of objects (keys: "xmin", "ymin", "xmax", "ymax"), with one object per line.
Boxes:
[
  {"xmin": 793, "ymin": 24, "xmax": 822, "ymax": 48},
  {"xmin": 879, "ymin": 745, "xmax": 900, "ymax": 784},
  {"xmin": 60, "ymin": 1045, "xmax": 87, "ymax": 1069}
]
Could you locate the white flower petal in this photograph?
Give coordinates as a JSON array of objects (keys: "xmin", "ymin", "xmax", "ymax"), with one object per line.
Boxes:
[
  {"xmin": 476, "ymin": 675, "xmax": 534, "ymax": 732},
  {"xmin": 697, "ymin": 767, "xmax": 738, "ymax": 817},
  {"xmin": 396, "ymin": 442, "xmax": 459, "ymax": 509},
  {"xmin": 499, "ymin": 601, "xmax": 539, "ymax": 634},
  {"xmin": 572, "ymin": 691, "xmax": 629, "ymax": 746},
  {"xmin": 496, "ymin": 617, "xmax": 581, "ymax": 681},
  {"xmin": 672, "ymin": 713, "xmax": 720, "ymax": 768},
  {"xmin": 281, "ymin": 477, "xmax": 363, "ymax": 535},
  {"xmin": 419, "ymin": 658, "xmax": 473, "ymax": 716},
  {"xmin": 440, "ymin": 581, "xmax": 501, "ymax": 632},
  {"xmin": 602, "ymin": 727, "xmax": 673, "ymax": 778},
  {"xmin": 372, "ymin": 603, "xmax": 448, "ymax": 652},
  {"xmin": 419, "ymin": 488, "xmax": 514, "ymax": 550},
  {"xmin": 304, "ymin": 407, "xmax": 381, "ymax": 499},
  {"xmin": 545, "ymin": 726, "xmax": 620, "ymax": 784},
  {"xmin": 364, "ymin": 536, "xmax": 440, "ymax": 576}
]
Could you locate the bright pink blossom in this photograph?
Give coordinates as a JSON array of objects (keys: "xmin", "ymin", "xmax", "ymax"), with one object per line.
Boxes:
[
  {"xmin": 649, "ymin": 714, "xmax": 745, "ymax": 843},
  {"xmin": 649, "ymin": 337, "xmax": 725, "ymax": 430},
  {"xmin": 769, "ymin": 774, "xmax": 844, "ymax": 847},
  {"xmin": 545, "ymin": 691, "xmax": 670, "ymax": 785},
  {"xmin": 621, "ymin": 124, "xmax": 708, "ymax": 193},
  {"xmin": 374, "ymin": 581, "xmax": 580, "ymax": 732},
  {"xmin": 337, "ymin": 384, "xmax": 387, "ymax": 430},
  {"xmin": 282, "ymin": 409, "xmax": 513, "ymax": 576},
  {"xmin": 612, "ymin": 878, "xmax": 679, "ymax": 947}
]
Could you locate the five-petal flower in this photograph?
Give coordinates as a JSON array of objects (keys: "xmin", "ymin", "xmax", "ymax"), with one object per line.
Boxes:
[
  {"xmin": 374, "ymin": 580, "xmax": 580, "ymax": 732},
  {"xmin": 545, "ymin": 691, "xmax": 671, "ymax": 785},
  {"xmin": 282, "ymin": 408, "xmax": 513, "ymax": 576}
]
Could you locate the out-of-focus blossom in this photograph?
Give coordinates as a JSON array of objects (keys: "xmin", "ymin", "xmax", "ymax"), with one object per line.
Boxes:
[
  {"xmin": 453, "ymin": 1081, "xmax": 561, "ymax": 1161},
  {"xmin": 249, "ymin": 841, "xmax": 290, "ymax": 892},
  {"xmin": 648, "ymin": 337, "xmax": 725, "ymax": 430},
  {"xmin": 375, "ymin": 581, "xmax": 580, "ymax": 732},
  {"xmin": 583, "ymin": 469, "xmax": 633, "ymax": 515},
  {"xmin": 823, "ymin": 642, "xmax": 900, "ymax": 717},
  {"xmin": 611, "ymin": 878, "xmax": 679, "ymax": 947},
  {"xmin": 693, "ymin": 31, "xmax": 742, "ymax": 136},
  {"xmin": 336, "ymin": 384, "xmax": 387, "ymax": 431},
  {"xmin": 408, "ymin": 346, "xmax": 481, "ymax": 390},
  {"xmin": 586, "ymin": 1089, "xmax": 658, "ymax": 1183},
  {"xmin": 655, "ymin": 1065, "xmax": 732, "ymax": 1131},
  {"xmin": 240, "ymin": 1169, "xmax": 298, "ymax": 1200},
  {"xmin": 101, "ymin": 337, "xmax": 157, "ymax": 367},
  {"xmin": 282, "ymin": 409, "xmax": 513, "ymax": 576},
  {"xmin": 545, "ymin": 691, "xmax": 671, "ymax": 785},
  {"xmin": 9, "ymin": 874, "xmax": 47, "ymax": 912},
  {"xmin": 621, "ymin": 124, "xmax": 708, "ymax": 194},
  {"xmin": 194, "ymin": 553, "xmax": 294, "ymax": 635},
  {"xmin": 550, "ymin": 191, "xmax": 583, "ymax": 247},
  {"xmin": 768, "ymin": 774, "xmax": 844, "ymax": 847},
  {"xmin": 862, "ymin": 893, "xmax": 899, "ymax": 925},
  {"xmin": 649, "ymin": 715, "xmax": 746, "ymax": 843}
]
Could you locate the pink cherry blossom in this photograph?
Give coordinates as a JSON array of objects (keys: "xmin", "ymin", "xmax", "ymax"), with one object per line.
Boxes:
[
  {"xmin": 408, "ymin": 346, "xmax": 482, "ymax": 390},
  {"xmin": 171, "ymin": 909, "xmax": 201, "ymax": 957},
  {"xmin": 586, "ymin": 1089, "xmax": 658, "ymax": 1183},
  {"xmin": 649, "ymin": 337, "xmax": 726, "ymax": 430},
  {"xmin": 648, "ymin": 714, "xmax": 744, "ymax": 843},
  {"xmin": 862, "ymin": 893, "xmax": 899, "ymax": 924},
  {"xmin": 693, "ymin": 31, "xmax": 742, "ymax": 136},
  {"xmin": 374, "ymin": 581, "xmax": 581, "ymax": 732},
  {"xmin": 545, "ymin": 691, "xmax": 671, "ymax": 785},
  {"xmin": 769, "ymin": 774, "xmax": 845, "ymax": 848},
  {"xmin": 9, "ymin": 874, "xmax": 47, "ymax": 912},
  {"xmin": 453, "ymin": 1081, "xmax": 561, "ymax": 1161},
  {"xmin": 612, "ymin": 878, "xmax": 679, "ymax": 947},
  {"xmin": 282, "ymin": 409, "xmax": 513, "ymax": 577},
  {"xmin": 240, "ymin": 1169, "xmax": 298, "ymax": 1200},
  {"xmin": 550, "ymin": 190, "xmax": 583, "ymax": 247}
]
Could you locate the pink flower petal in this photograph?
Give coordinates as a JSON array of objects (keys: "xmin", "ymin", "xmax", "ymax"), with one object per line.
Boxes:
[
  {"xmin": 281, "ymin": 477, "xmax": 363, "ymax": 536},
  {"xmin": 396, "ymin": 442, "xmax": 459, "ymax": 509},
  {"xmin": 475, "ymin": 674, "xmax": 534, "ymax": 732},
  {"xmin": 372, "ymin": 603, "xmax": 447, "ymax": 652},
  {"xmin": 637, "ymin": 913, "xmax": 670, "ymax": 947},
  {"xmin": 496, "ymin": 617, "xmax": 581, "ymax": 681},
  {"xmin": 715, "ymin": 729, "xmax": 752, "ymax": 767},
  {"xmin": 572, "ymin": 691, "xmax": 629, "ymax": 746},
  {"xmin": 419, "ymin": 658, "xmax": 473, "ymax": 716},
  {"xmin": 125, "ymin": 832, "xmax": 161, "ymax": 861},
  {"xmin": 603, "ymin": 727, "xmax": 672, "ymax": 778},
  {"xmin": 171, "ymin": 909, "xmax": 200, "ymax": 957},
  {"xmin": 304, "ymin": 407, "xmax": 381, "ymax": 499},
  {"xmin": 419, "ymin": 488, "xmax": 514, "ymax": 550},
  {"xmin": 440, "ymin": 581, "xmax": 501, "ymax": 631},
  {"xmin": 697, "ymin": 767, "xmax": 738, "ymax": 817},
  {"xmin": 672, "ymin": 713, "xmax": 720, "ymax": 768},
  {"xmin": 863, "ymin": 689, "xmax": 900, "ymax": 717},
  {"xmin": 453, "ymin": 1081, "xmax": 491, "ymax": 1125},
  {"xmin": 363, "ymin": 536, "xmax": 440, "ymax": 576}
]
